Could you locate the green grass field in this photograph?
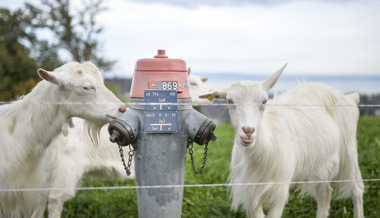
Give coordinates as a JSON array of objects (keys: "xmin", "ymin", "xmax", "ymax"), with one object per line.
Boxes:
[{"xmin": 59, "ymin": 116, "xmax": 380, "ymax": 218}]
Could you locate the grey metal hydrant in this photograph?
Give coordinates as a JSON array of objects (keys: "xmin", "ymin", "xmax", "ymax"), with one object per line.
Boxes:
[{"xmin": 108, "ymin": 50, "xmax": 217, "ymax": 218}]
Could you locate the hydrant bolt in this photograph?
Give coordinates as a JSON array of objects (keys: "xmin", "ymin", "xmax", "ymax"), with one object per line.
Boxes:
[{"xmin": 109, "ymin": 131, "xmax": 120, "ymax": 143}]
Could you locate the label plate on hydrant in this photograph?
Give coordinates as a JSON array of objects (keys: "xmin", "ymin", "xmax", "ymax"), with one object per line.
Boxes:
[{"xmin": 144, "ymin": 90, "xmax": 178, "ymax": 133}]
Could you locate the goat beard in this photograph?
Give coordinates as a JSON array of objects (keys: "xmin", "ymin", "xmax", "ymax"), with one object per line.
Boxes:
[{"xmin": 85, "ymin": 121, "xmax": 103, "ymax": 145}]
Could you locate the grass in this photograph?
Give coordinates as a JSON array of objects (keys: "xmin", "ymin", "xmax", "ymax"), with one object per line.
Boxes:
[{"xmin": 59, "ymin": 116, "xmax": 380, "ymax": 217}]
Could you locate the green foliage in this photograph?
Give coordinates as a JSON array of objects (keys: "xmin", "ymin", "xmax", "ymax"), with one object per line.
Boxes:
[
  {"xmin": 58, "ymin": 117, "xmax": 380, "ymax": 217},
  {"xmin": 0, "ymin": 8, "xmax": 40, "ymax": 101},
  {"xmin": 27, "ymin": 0, "xmax": 115, "ymax": 71},
  {"xmin": 0, "ymin": 0, "xmax": 114, "ymax": 101}
]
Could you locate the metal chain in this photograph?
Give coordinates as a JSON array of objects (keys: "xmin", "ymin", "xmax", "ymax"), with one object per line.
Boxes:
[
  {"xmin": 187, "ymin": 139, "xmax": 209, "ymax": 174},
  {"xmin": 118, "ymin": 144, "xmax": 135, "ymax": 176},
  {"xmin": 119, "ymin": 140, "xmax": 208, "ymax": 175}
]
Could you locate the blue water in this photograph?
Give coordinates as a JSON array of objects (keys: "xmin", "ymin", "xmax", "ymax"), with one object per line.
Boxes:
[{"xmin": 202, "ymin": 74, "xmax": 380, "ymax": 94}]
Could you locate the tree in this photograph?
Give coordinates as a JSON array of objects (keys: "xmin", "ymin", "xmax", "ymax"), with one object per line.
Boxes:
[
  {"xmin": 0, "ymin": 0, "xmax": 115, "ymax": 101},
  {"xmin": 28, "ymin": 0, "xmax": 115, "ymax": 71},
  {"xmin": 0, "ymin": 8, "xmax": 39, "ymax": 101}
]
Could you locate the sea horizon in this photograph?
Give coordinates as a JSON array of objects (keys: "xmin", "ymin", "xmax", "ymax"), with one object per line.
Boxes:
[
  {"xmin": 105, "ymin": 73, "xmax": 380, "ymax": 95},
  {"xmin": 200, "ymin": 73, "xmax": 380, "ymax": 95}
]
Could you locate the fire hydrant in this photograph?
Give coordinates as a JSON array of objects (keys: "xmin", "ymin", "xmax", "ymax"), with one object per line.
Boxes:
[{"xmin": 108, "ymin": 50, "xmax": 217, "ymax": 218}]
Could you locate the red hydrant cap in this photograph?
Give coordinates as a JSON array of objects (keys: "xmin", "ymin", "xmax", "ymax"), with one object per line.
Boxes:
[{"xmin": 130, "ymin": 50, "xmax": 191, "ymax": 99}]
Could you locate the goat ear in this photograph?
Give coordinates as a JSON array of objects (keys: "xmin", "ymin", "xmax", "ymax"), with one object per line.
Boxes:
[
  {"xmin": 201, "ymin": 77, "xmax": 208, "ymax": 83},
  {"xmin": 199, "ymin": 89, "xmax": 227, "ymax": 102},
  {"xmin": 262, "ymin": 63, "xmax": 287, "ymax": 91},
  {"xmin": 38, "ymin": 69, "xmax": 61, "ymax": 85}
]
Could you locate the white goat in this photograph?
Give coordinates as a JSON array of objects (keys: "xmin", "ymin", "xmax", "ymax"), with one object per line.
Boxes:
[
  {"xmin": 45, "ymin": 72, "xmax": 209, "ymax": 218},
  {"xmin": 188, "ymin": 67, "xmax": 210, "ymax": 105},
  {"xmin": 46, "ymin": 118, "xmax": 134, "ymax": 218},
  {"xmin": 200, "ymin": 64, "xmax": 364, "ymax": 218},
  {"xmin": 0, "ymin": 62, "xmax": 126, "ymax": 218}
]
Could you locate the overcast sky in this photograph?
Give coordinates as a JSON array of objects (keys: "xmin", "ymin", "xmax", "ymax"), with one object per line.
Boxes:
[{"xmin": 1, "ymin": 0, "xmax": 380, "ymax": 77}]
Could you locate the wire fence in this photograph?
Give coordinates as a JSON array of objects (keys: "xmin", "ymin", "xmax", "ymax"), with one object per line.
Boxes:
[
  {"xmin": 1, "ymin": 101, "xmax": 380, "ymax": 107},
  {"xmin": 1, "ymin": 179, "xmax": 380, "ymax": 193}
]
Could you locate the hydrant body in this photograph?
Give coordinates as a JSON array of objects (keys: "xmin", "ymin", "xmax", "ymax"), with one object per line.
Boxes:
[{"xmin": 108, "ymin": 50, "xmax": 216, "ymax": 218}]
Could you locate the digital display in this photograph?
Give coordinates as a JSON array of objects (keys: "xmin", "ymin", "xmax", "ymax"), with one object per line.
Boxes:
[{"xmin": 157, "ymin": 81, "xmax": 178, "ymax": 90}]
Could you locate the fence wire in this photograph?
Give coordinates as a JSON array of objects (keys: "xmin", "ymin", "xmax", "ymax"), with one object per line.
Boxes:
[
  {"xmin": 1, "ymin": 101, "xmax": 380, "ymax": 108},
  {"xmin": 1, "ymin": 179, "xmax": 380, "ymax": 193}
]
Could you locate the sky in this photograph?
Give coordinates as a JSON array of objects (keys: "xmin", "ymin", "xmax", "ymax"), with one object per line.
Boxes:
[{"xmin": 1, "ymin": 0, "xmax": 380, "ymax": 78}]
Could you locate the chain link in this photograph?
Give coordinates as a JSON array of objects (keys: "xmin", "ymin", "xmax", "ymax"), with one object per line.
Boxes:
[
  {"xmin": 187, "ymin": 139, "xmax": 209, "ymax": 174},
  {"xmin": 118, "ymin": 144, "xmax": 135, "ymax": 176},
  {"xmin": 119, "ymin": 140, "xmax": 208, "ymax": 175}
]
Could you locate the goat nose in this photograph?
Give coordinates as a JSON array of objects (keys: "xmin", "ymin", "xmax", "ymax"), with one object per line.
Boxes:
[
  {"xmin": 243, "ymin": 127, "xmax": 255, "ymax": 136},
  {"xmin": 119, "ymin": 106, "xmax": 127, "ymax": 113}
]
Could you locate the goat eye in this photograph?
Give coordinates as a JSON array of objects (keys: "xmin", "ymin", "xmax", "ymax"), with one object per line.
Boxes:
[
  {"xmin": 83, "ymin": 86, "xmax": 95, "ymax": 92},
  {"xmin": 227, "ymin": 99, "xmax": 234, "ymax": 104},
  {"xmin": 262, "ymin": 99, "xmax": 268, "ymax": 104}
]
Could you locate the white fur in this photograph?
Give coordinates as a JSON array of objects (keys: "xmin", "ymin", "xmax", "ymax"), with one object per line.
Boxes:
[
  {"xmin": 200, "ymin": 64, "xmax": 364, "ymax": 218},
  {"xmin": 188, "ymin": 67, "xmax": 210, "ymax": 105},
  {"xmin": 0, "ymin": 62, "xmax": 126, "ymax": 218},
  {"xmin": 46, "ymin": 118, "xmax": 134, "ymax": 218}
]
